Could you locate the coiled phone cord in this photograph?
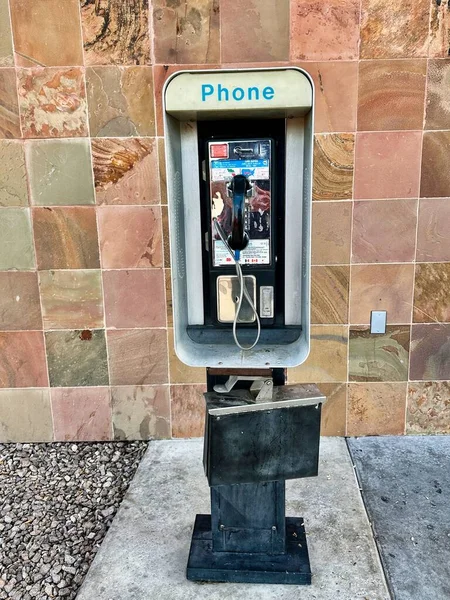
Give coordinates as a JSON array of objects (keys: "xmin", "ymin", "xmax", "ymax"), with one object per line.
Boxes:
[{"xmin": 213, "ymin": 218, "xmax": 261, "ymax": 351}]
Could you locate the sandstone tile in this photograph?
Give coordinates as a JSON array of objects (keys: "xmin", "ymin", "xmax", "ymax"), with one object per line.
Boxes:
[
  {"xmin": 416, "ymin": 199, "xmax": 450, "ymax": 262},
  {"xmin": 0, "ymin": 272, "xmax": 42, "ymax": 330},
  {"xmin": 410, "ymin": 324, "xmax": 450, "ymax": 380},
  {"xmin": 358, "ymin": 60, "xmax": 426, "ymax": 131},
  {"xmin": 103, "ymin": 269, "xmax": 166, "ymax": 328},
  {"xmin": 158, "ymin": 137, "xmax": 167, "ymax": 204},
  {"xmin": 92, "ymin": 138, "xmax": 159, "ymax": 205},
  {"xmin": 0, "ymin": 331, "xmax": 48, "ymax": 387},
  {"xmin": 0, "ymin": 0, "xmax": 14, "ymax": 66},
  {"xmin": 33, "ymin": 207, "xmax": 100, "ymax": 270},
  {"xmin": 52, "ymin": 387, "xmax": 112, "ymax": 441},
  {"xmin": 289, "ymin": 325, "xmax": 348, "ymax": 383},
  {"xmin": 291, "ymin": 0, "xmax": 359, "ymax": 60},
  {"xmin": 0, "ymin": 208, "xmax": 35, "ymax": 270},
  {"xmin": 354, "ymin": 132, "xmax": 422, "ymax": 199},
  {"xmin": 360, "ymin": 0, "xmax": 430, "ymax": 58},
  {"xmin": 9, "ymin": 0, "xmax": 83, "ymax": 66},
  {"xmin": 161, "ymin": 204, "xmax": 170, "ymax": 268},
  {"xmin": 171, "ymin": 384, "xmax": 206, "ymax": 438},
  {"xmin": 168, "ymin": 329, "xmax": 205, "ymax": 384},
  {"xmin": 0, "ymin": 389, "xmax": 52, "ymax": 442},
  {"xmin": 0, "ymin": 69, "xmax": 21, "ymax": 138},
  {"xmin": 81, "ymin": 0, "xmax": 150, "ymax": 66},
  {"xmin": 26, "ymin": 139, "xmax": 95, "ymax": 206},
  {"xmin": 86, "ymin": 66, "xmax": 155, "ymax": 137},
  {"xmin": 107, "ymin": 329, "xmax": 168, "ymax": 385},
  {"xmin": 407, "ymin": 381, "xmax": 450, "ymax": 434},
  {"xmin": 98, "ymin": 206, "xmax": 163, "ymax": 268},
  {"xmin": 0, "ymin": 141, "xmax": 28, "ymax": 206},
  {"xmin": 352, "ymin": 199, "xmax": 417, "ymax": 263},
  {"xmin": 349, "ymin": 326, "xmax": 410, "ymax": 382},
  {"xmin": 311, "ymin": 202, "xmax": 352, "ymax": 265},
  {"xmin": 313, "ymin": 134, "xmax": 354, "ymax": 201},
  {"xmin": 111, "ymin": 385, "xmax": 171, "ymax": 440},
  {"xmin": 39, "ymin": 270, "xmax": 104, "ymax": 330},
  {"xmin": 347, "ymin": 382, "xmax": 406, "ymax": 435},
  {"xmin": 296, "ymin": 62, "xmax": 357, "ymax": 133},
  {"xmin": 428, "ymin": 0, "xmax": 450, "ymax": 58},
  {"xmin": 350, "ymin": 264, "xmax": 414, "ymax": 325},
  {"xmin": 17, "ymin": 68, "xmax": 88, "ymax": 138},
  {"xmin": 318, "ymin": 382, "xmax": 346, "ymax": 436},
  {"xmin": 221, "ymin": 0, "xmax": 288, "ymax": 62},
  {"xmin": 413, "ymin": 263, "xmax": 450, "ymax": 323},
  {"xmin": 45, "ymin": 329, "xmax": 109, "ymax": 387},
  {"xmin": 420, "ymin": 132, "xmax": 450, "ymax": 198},
  {"xmin": 311, "ymin": 266, "xmax": 349, "ymax": 324},
  {"xmin": 425, "ymin": 60, "xmax": 450, "ymax": 129},
  {"xmin": 165, "ymin": 269, "xmax": 173, "ymax": 327},
  {"xmin": 153, "ymin": 0, "xmax": 219, "ymax": 64}
]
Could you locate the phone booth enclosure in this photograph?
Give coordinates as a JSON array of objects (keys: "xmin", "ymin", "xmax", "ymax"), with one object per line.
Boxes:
[{"xmin": 163, "ymin": 68, "xmax": 314, "ymax": 369}]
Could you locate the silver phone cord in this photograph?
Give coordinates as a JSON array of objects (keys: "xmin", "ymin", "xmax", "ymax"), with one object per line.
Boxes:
[{"xmin": 213, "ymin": 218, "xmax": 261, "ymax": 350}]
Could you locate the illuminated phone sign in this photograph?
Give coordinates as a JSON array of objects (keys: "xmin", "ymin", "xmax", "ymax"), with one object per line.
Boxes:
[{"xmin": 201, "ymin": 84, "xmax": 275, "ymax": 103}]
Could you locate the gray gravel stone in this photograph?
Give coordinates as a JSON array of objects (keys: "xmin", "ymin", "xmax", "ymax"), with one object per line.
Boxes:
[{"xmin": 0, "ymin": 441, "xmax": 147, "ymax": 600}]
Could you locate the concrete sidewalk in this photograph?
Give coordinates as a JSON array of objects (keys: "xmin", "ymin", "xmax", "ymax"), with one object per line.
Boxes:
[{"xmin": 77, "ymin": 438, "xmax": 389, "ymax": 600}]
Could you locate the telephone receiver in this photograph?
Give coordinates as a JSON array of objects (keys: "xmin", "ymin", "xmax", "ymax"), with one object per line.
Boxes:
[{"xmin": 226, "ymin": 174, "xmax": 253, "ymax": 252}]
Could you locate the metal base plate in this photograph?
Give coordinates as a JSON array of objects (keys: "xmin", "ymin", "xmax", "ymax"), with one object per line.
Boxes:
[{"xmin": 187, "ymin": 515, "xmax": 312, "ymax": 585}]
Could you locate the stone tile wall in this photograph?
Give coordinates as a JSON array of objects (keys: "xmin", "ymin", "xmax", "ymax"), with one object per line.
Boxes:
[{"xmin": 0, "ymin": 0, "xmax": 449, "ymax": 441}]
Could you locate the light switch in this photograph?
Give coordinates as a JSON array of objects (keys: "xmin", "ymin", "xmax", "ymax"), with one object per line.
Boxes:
[{"xmin": 370, "ymin": 310, "xmax": 387, "ymax": 334}]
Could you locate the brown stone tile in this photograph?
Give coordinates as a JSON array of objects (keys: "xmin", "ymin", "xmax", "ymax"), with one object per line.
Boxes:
[
  {"xmin": 420, "ymin": 132, "xmax": 450, "ymax": 198},
  {"xmin": 349, "ymin": 326, "xmax": 410, "ymax": 382},
  {"xmin": 313, "ymin": 134, "xmax": 354, "ymax": 201},
  {"xmin": 165, "ymin": 269, "xmax": 173, "ymax": 327},
  {"xmin": 171, "ymin": 384, "xmax": 206, "ymax": 438},
  {"xmin": 296, "ymin": 62, "xmax": 357, "ymax": 133},
  {"xmin": 86, "ymin": 67, "xmax": 155, "ymax": 137},
  {"xmin": 9, "ymin": 0, "xmax": 83, "ymax": 67},
  {"xmin": 33, "ymin": 207, "xmax": 100, "ymax": 270},
  {"xmin": 289, "ymin": 325, "xmax": 348, "ymax": 383},
  {"xmin": 425, "ymin": 60, "xmax": 450, "ymax": 129},
  {"xmin": 112, "ymin": 385, "xmax": 171, "ymax": 440},
  {"xmin": 107, "ymin": 329, "xmax": 168, "ymax": 385},
  {"xmin": 0, "ymin": 141, "xmax": 28, "ymax": 206},
  {"xmin": 417, "ymin": 199, "xmax": 450, "ymax": 262},
  {"xmin": 92, "ymin": 138, "xmax": 160, "ymax": 205},
  {"xmin": 221, "ymin": 0, "xmax": 288, "ymax": 62},
  {"xmin": 103, "ymin": 269, "xmax": 166, "ymax": 328},
  {"xmin": 0, "ymin": 389, "xmax": 52, "ymax": 442},
  {"xmin": 407, "ymin": 381, "xmax": 450, "ymax": 434},
  {"xmin": 98, "ymin": 206, "xmax": 162, "ymax": 269},
  {"xmin": 51, "ymin": 387, "xmax": 112, "ymax": 441},
  {"xmin": 311, "ymin": 266, "xmax": 349, "ymax": 324},
  {"xmin": 158, "ymin": 138, "xmax": 167, "ymax": 204},
  {"xmin": 0, "ymin": 69, "xmax": 21, "ymax": 139},
  {"xmin": 17, "ymin": 68, "xmax": 88, "ymax": 138},
  {"xmin": 358, "ymin": 60, "xmax": 426, "ymax": 131},
  {"xmin": 0, "ymin": 331, "xmax": 48, "ymax": 387},
  {"xmin": 347, "ymin": 382, "xmax": 406, "ymax": 435},
  {"xmin": 311, "ymin": 202, "xmax": 352, "ymax": 265},
  {"xmin": 168, "ymin": 329, "xmax": 205, "ymax": 384},
  {"xmin": 360, "ymin": 0, "xmax": 430, "ymax": 59},
  {"xmin": 161, "ymin": 205, "xmax": 170, "ymax": 268},
  {"xmin": 413, "ymin": 263, "xmax": 450, "ymax": 323},
  {"xmin": 0, "ymin": 0, "xmax": 14, "ymax": 66},
  {"xmin": 153, "ymin": 0, "xmax": 219, "ymax": 64},
  {"xmin": 429, "ymin": 0, "xmax": 450, "ymax": 58},
  {"xmin": 39, "ymin": 270, "xmax": 104, "ymax": 330},
  {"xmin": 45, "ymin": 329, "xmax": 109, "ymax": 387},
  {"xmin": 81, "ymin": 0, "xmax": 150, "ymax": 66},
  {"xmin": 350, "ymin": 264, "xmax": 415, "ymax": 324},
  {"xmin": 291, "ymin": 0, "xmax": 359, "ymax": 60},
  {"xmin": 318, "ymin": 382, "xmax": 346, "ymax": 436},
  {"xmin": 410, "ymin": 324, "xmax": 450, "ymax": 380},
  {"xmin": 354, "ymin": 132, "xmax": 422, "ymax": 199},
  {"xmin": 352, "ymin": 199, "xmax": 417, "ymax": 264},
  {"xmin": 0, "ymin": 272, "xmax": 42, "ymax": 330}
]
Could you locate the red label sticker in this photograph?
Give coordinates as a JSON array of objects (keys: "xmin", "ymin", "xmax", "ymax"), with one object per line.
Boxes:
[{"xmin": 210, "ymin": 143, "xmax": 228, "ymax": 158}]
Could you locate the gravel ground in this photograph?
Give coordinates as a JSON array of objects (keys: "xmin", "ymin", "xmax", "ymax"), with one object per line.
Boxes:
[{"xmin": 0, "ymin": 441, "xmax": 148, "ymax": 600}]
